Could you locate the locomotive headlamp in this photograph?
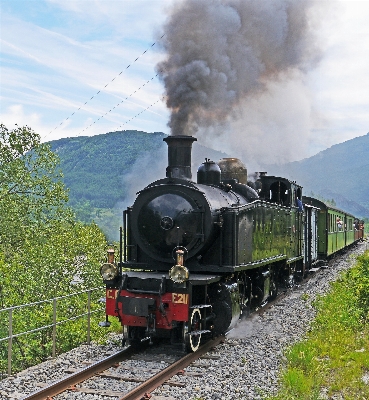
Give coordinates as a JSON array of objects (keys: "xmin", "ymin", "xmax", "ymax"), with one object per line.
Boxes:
[
  {"xmin": 169, "ymin": 265, "xmax": 189, "ymax": 283},
  {"xmin": 107, "ymin": 246, "xmax": 115, "ymax": 264},
  {"xmin": 100, "ymin": 263, "xmax": 118, "ymax": 281},
  {"xmin": 169, "ymin": 248, "xmax": 189, "ymax": 283}
]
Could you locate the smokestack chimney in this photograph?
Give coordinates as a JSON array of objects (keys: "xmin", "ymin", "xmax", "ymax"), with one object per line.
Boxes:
[{"xmin": 163, "ymin": 135, "xmax": 197, "ymax": 180}]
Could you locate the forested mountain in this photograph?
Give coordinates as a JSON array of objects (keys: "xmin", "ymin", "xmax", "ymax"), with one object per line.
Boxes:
[
  {"xmin": 50, "ymin": 130, "xmax": 165, "ymax": 208},
  {"xmin": 268, "ymin": 132, "xmax": 369, "ymax": 217},
  {"xmin": 49, "ymin": 130, "xmax": 369, "ymax": 239}
]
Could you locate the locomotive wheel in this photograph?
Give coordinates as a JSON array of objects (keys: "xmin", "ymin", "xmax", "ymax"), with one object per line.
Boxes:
[{"xmin": 184, "ymin": 308, "xmax": 202, "ymax": 352}]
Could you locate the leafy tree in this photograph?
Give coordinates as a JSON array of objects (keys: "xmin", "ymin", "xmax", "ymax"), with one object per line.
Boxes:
[
  {"xmin": 0, "ymin": 124, "xmax": 70, "ymax": 255},
  {"xmin": 0, "ymin": 124, "xmax": 110, "ymax": 373}
]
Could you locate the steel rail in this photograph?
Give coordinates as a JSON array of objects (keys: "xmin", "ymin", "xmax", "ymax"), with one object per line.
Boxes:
[
  {"xmin": 23, "ymin": 336, "xmax": 224, "ymax": 400},
  {"xmin": 119, "ymin": 335, "xmax": 225, "ymax": 400},
  {"xmin": 23, "ymin": 345, "xmax": 141, "ymax": 400}
]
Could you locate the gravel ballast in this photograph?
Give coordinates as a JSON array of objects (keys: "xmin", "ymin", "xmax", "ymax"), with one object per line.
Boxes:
[{"xmin": 1, "ymin": 241, "xmax": 367, "ymax": 400}]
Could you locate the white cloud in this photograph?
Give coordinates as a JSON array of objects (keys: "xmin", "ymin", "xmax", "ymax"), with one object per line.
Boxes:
[
  {"xmin": 44, "ymin": 0, "xmax": 171, "ymax": 41},
  {"xmin": 303, "ymin": 0, "xmax": 369, "ymax": 153},
  {"xmin": 1, "ymin": 105, "xmax": 42, "ymax": 131}
]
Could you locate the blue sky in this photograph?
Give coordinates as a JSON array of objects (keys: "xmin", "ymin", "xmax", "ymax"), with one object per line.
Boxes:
[
  {"xmin": 1, "ymin": 0, "xmax": 170, "ymax": 141},
  {"xmin": 1, "ymin": 0, "xmax": 369, "ymax": 165}
]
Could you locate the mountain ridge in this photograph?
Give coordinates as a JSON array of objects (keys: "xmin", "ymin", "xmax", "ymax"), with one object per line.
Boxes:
[
  {"xmin": 48, "ymin": 130, "xmax": 369, "ymax": 237},
  {"xmin": 265, "ymin": 132, "xmax": 369, "ymax": 216}
]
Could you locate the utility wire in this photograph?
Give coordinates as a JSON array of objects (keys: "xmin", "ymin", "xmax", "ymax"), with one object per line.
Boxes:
[
  {"xmin": 46, "ymin": 34, "xmax": 165, "ymax": 138},
  {"xmin": 78, "ymin": 70, "xmax": 164, "ymax": 135},
  {"xmin": 113, "ymin": 97, "xmax": 165, "ymax": 132}
]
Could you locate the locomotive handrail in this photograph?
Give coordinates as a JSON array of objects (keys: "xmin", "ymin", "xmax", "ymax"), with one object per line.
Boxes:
[
  {"xmin": 239, "ymin": 254, "xmax": 287, "ymax": 270},
  {"xmin": 138, "ymin": 179, "xmax": 205, "ymax": 194}
]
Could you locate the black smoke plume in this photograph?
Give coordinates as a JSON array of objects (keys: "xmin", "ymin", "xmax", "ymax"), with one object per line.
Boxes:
[{"xmin": 156, "ymin": 0, "xmax": 322, "ymax": 138}]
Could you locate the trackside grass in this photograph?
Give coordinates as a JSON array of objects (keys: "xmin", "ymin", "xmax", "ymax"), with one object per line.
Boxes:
[{"xmin": 267, "ymin": 247, "xmax": 369, "ymax": 400}]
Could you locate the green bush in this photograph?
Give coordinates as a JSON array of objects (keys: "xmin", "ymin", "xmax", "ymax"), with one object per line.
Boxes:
[{"xmin": 346, "ymin": 251, "xmax": 369, "ymax": 320}]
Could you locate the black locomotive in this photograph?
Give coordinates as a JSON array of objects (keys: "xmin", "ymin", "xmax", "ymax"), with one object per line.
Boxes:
[{"xmin": 100, "ymin": 135, "xmax": 363, "ymax": 351}]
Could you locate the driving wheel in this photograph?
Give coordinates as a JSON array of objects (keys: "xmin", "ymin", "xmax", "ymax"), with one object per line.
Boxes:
[{"xmin": 184, "ymin": 308, "xmax": 202, "ymax": 352}]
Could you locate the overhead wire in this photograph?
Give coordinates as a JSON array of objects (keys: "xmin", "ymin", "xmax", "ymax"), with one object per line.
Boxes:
[
  {"xmin": 78, "ymin": 70, "xmax": 164, "ymax": 135},
  {"xmin": 45, "ymin": 34, "xmax": 165, "ymax": 139},
  {"xmin": 114, "ymin": 96, "xmax": 165, "ymax": 132}
]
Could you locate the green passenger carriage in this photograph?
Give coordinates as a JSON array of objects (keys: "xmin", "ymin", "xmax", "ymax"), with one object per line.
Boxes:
[{"xmin": 303, "ymin": 197, "xmax": 358, "ymax": 259}]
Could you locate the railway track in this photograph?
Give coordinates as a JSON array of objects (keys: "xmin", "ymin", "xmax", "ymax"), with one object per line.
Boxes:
[
  {"xmin": 23, "ymin": 336, "xmax": 225, "ymax": 400},
  {"xmin": 22, "ymin": 266, "xmax": 326, "ymax": 400}
]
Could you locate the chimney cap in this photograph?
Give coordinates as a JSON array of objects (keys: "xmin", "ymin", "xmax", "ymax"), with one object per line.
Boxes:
[{"xmin": 163, "ymin": 135, "xmax": 197, "ymax": 144}]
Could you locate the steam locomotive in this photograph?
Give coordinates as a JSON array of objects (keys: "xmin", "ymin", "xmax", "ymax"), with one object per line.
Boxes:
[{"xmin": 100, "ymin": 135, "xmax": 364, "ymax": 351}]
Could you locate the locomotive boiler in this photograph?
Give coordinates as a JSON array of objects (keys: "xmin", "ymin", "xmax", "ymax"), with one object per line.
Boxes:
[{"xmin": 100, "ymin": 135, "xmax": 321, "ymax": 351}]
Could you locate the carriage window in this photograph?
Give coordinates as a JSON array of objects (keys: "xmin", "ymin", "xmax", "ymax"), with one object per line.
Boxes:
[
  {"xmin": 336, "ymin": 215, "xmax": 343, "ymax": 231},
  {"xmin": 330, "ymin": 214, "xmax": 333, "ymax": 232}
]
